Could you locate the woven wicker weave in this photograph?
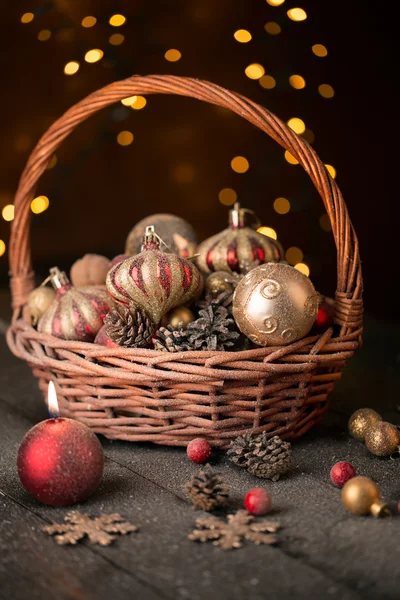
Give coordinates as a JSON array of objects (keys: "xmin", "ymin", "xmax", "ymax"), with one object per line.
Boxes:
[{"xmin": 6, "ymin": 75, "xmax": 363, "ymax": 447}]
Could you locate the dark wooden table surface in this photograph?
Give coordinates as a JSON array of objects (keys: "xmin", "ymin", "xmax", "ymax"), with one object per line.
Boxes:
[{"xmin": 1, "ymin": 295, "xmax": 400, "ymax": 600}]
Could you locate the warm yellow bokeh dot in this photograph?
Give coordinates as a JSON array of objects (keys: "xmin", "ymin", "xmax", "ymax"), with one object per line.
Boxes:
[
  {"xmin": 265, "ymin": 22, "xmax": 281, "ymax": 35},
  {"xmin": 319, "ymin": 214, "xmax": 332, "ymax": 232},
  {"xmin": 295, "ymin": 262, "xmax": 310, "ymax": 276},
  {"xmin": 284, "ymin": 151, "xmax": 299, "ymax": 165},
  {"xmin": 82, "ymin": 16, "xmax": 97, "ymax": 28},
  {"xmin": 47, "ymin": 155, "xmax": 57, "ymax": 169},
  {"xmin": 286, "ymin": 247, "xmax": 304, "ymax": 265},
  {"xmin": 325, "ymin": 164, "xmax": 337, "ymax": 178},
  {"xmin": 257, "ymin": 226, "xmax": 277, "ymax": 240},
  {"xmin": 117, "ymin": 131, "xmax": 134, "ymax": 146},
  {"xmin": 234, "ymin": 29, "xmax": 252, "ymax": 43},
  {"xmin": 231, "ymin": 156, "xmax": 249, "ymax": 173},
  {"xmin": 219, "ymin": 188, "xmax": 237, "ymax": 206},
  {"xmin": 267, "ymin": 0, "xmax": 285, "ymax": 5},
  {"xmin": 289, "ymin": 74, "xmax": 306, "ymax": 89},
  {"xmin": 312, "ymin": 44, "xmax": 328, "ymax": 57},
  {"xmin": 259, "ymin": 75, "xmax": 276, "ymax": 89},
  {"xmin": 109, "ymin": 14, "xmax": 126, "ymax": 26},
  {"xmin": 121, "ymin": 96, "xmax": 136, "ymax": 106},
  {"xmin": 274, "ymin": 197, "xmax": 290, "ymax": 214},
  {"xmin": 109, "ymin": 33, "xmax": 125, "ymax": 46},
  {"xmin": 0, "ymin": 239, "xmax": 5, "ymax": 257},
  {"xmin": 38, "ymin": 29, "xmax": 51, "ymax": 41},
  {"xmin": 319, "ymin": 84, "xmax": 335, "ymax": 98},
  {"xmin": 85, "ymin": 49, "xmax": 104, "ymax": 63},
  {"xmin": 2, "ymin": 204, "xmax": 14, "ymax": 221},
  {"xmin": 21, "ymin": 12, "xmax": 34, "ymax": 23},
  {"xmin": 131, "ymin": 96, "xmax": 147, "ymax": 110},
  {"xmin": 245, "ymin": 63, "xmax": 265, "ymax": 80},
  {"xmin": 64, "ymin": 61, "xmax": 80, "ymax": 75},
  {"xmin": 165, "ymin": 49, "xmax": 182, "ymax": 62},
  {"xmin": 303, "ymin": 129, "xmax": 315, "ymax": 144},
  {"xmin": 287, "ymin": 118, "xmax": 306, "ymax": 134},
  {"xmin": 287, "ymin": 7, "xmax": 307, "ymax": 21},
  {"xmin": 31, "ymin": 195, "xmax": 49, "ymax": 214}
]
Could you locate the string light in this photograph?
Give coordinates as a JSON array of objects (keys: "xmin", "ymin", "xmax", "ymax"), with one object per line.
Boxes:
[
  {"xmin": 295, "ymin": 262, "xmax": 310, "ymax": 276},
  {"xmin": 287, "ymin": 118, "xmax": 306, "ymax": 134},
  {"xmin": 165, "ymin": 49, "xmax": 181, "ymax": 62},
  {"xmin": 64, "ymin": 61, "xmax": 80, "ymax": 75},
  {"xmin": 38, "ymin": 30, "xmax": 51, "ymax": 41},
  {"xmin": 81, "ymin": 16, "xmax": 97, "ymax": 28},
  {"xmin": 2, "ymin": 204, "xmax": 14, "ymax": 221},
  {"xmin": 0, "ymin": 239, "xmax": 5, "ymax": 257},
  {"xmin": 284, "ymin": 151, "xmax": 299, "ymax": 165},
  {"xmin": 234, "ymin": 29, "xmax": 252, "ymax": 43},
  {"xmin": 264, "ymin": 22, "xmax": 281, "ymax": 35},
  {"xmin": 267, "ymin": 0, "xmax": 285, "ymax": 5},
  {"xmin": 117, "ymin": 131, "xmax": 134, "ymax": 146},
  {"xmin": 287, "ymin": 8, "xmax": 307, "ymax": 21},
  {"xmin": 289, "ymin": 74, "xmax": 306, "ymax": 89},
  {"xmin": 109, "ymin": 33, "xmax": 125, "ymax": 46},
  {"xmin": 273, "ymin": 197, "xmax": 290, "ymax": 214},
  {"xmin": 303, "ymin": 129, "xmax": 315, "ymax": 144},
  {"xmin": 231, "ymin": 156, "xmax": 249, "ymax": 173},
  {"xmin": 319, "ymin": 84, "xmax": 335, "ymax": 98},
  {"xmin": 47, "ymin": 155, "xmax": 57, "ymax": 169},
  {"xmin": 286, "ymin": 247, "xmax": 303, "ymax": 264},
  {"xmin": 245, "ymin": 64, "xmax": 265, "ymax": 79},
  {"xmin": 85, "ymin": 49, "xmax": 104, "ymax": 63},
  {"xmin": 219, "ymin": 188, "xmax": 237, "ymax": 206},
  {"xmin": 257, "ymin": 226, "xmax": 277, "ymax": 240},
  {"xmin": 312, "ymin": 44, "xmax": 328, "ymax": 57},
  {"xmin": 31, "ymin": 195, "xmax": 49, "ymax": 214},
  {"xmin": 21, "ymin": 12, "xmax": 34, "ymax": 23},
  {"xmin": 259, "ymin": 75, "xmax": 276, "ymax": 89},
  {"xmin": 325, "ymin": 164, "xmax": 337, "ymax": 178},
  {"xmin": 109, "ymin": 14, "xmax": 126, "ymax": 27},
  {"xmin": 319, "ymin": 214, "xmax": 332, "ymax": 232}
]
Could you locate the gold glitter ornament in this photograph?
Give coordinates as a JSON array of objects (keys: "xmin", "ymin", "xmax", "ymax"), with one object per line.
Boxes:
[
  {"xmin": 125, "ymin": 213, "xmax": 197, "ymax": 258},
  {"xmin": 205, "ymin": 271, "xmax": 236, "ymax": 296},
  {"xmin": 232, "ymin": 263, "xmax": 319, "ymax": 346},
  {"xmin": 161, "ymin": 306, "xmax": 195, "ymax": 329},
  {"xmin": 348, "ymin": 408, "xmax": 382, "ymax": 442},
  {"xmin": 365, "ymin": 421, "xmax": 400, "ymax": 456},
  {"xmin": 27, "ymin": 286, "xmax": 56, "ymax": 325},
  {"xmin": 341, "ymin": 476, "xmax": 390, "ymax": 517}
]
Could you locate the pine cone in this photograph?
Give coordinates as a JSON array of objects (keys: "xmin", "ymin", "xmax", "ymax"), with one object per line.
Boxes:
[
  {"xmin": 227, "ymin": 433, "xmax": 292, "ymax": 481},
  {"xmin": 196, "ymin": 290, "xmax": 234, "ymax": 314},
  {"xmin": 186, "ymin": 304, "xmax": 239, "ymax": 351},
  {"xmin": 185, "ymin": 467, "xmax": 229, "ymax": 511},
  {"xmin": 154, "ymin": 324, "xmax": 191, "ymax": 352},
  {"xmin": 104, "ymin": 305, "xmax": 155, "ymax": 348}
]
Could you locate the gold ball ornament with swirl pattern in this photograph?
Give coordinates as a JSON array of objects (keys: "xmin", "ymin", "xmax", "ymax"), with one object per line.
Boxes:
[{"xmin": 232, "ymin": 263, "xmax": 319, "ymax": 346}]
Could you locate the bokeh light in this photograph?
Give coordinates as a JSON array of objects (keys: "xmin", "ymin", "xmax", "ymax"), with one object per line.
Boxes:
[
  {"xmin": 85, "ymin": 49, "xmax": 104, "ymax": 63},
  {"xmin": 259, "ymin": 75, "xmax": 276, "ymax": 89},
  {"xmin": 117, "ymin": 131, "xmax": 134, "ymax": 146},
  {"xmin": 165, "ymin": 49, "xmax": 181, "ymax": 62},
  {"xmin": 319, "ymin": 84, "xmax": 335, "ymax": 98},
  {"xmin": 274, "ymin": 197, "xmax": 290, "ymax": 214},
  {"xmin": 312, "ymin": 44, "xmax": 328, "ymax": 57},
  {"xmin": 21, "ymin": 12, "xmax": 34, "ymax": 23},
  {"xmin": 289, "ymin": 74, "xmax": 306, "ymax": 89},
  {"xmin": 231, "ymin": 156, "xmax": 249, "ymax": 173},
  {"xmin": 287, "ymin": 8, "xmax": 307, "ymax": 21},
  {"xmin": 0, "ymin": 239, "xmax": 5, "ymax": 257},
  {"xmin": 2, "ymin": 204, "xmax": 14, "ymax": 221},
  {"xmin": 286, "ymin": 247, "xmax": 304, "ymax": 264},
  {"xmin": 81, "ymin": 16, "xmax": 97, "ymax": 28},
  {"xmin": 284, "ymin": 151, "xmax": 299, "ymax": 165},
  {"xmin": 319, "ymin": 214, "xmax": 332, "ymax": 232},
  {"xmin": 109, "ymin": 33, "xmax": 125, "ymax": 46},
  {"xmin": 131, "ymin": 96, "xmax": 147, "ymax": 110},
  {"xmin": 31, "ymin": 195, "xmax": 49, "ymax": 214},
  {"xmin": 38, "ymin": 29, "xmax": 51, "ymax": 41},
  {"xmin": 287, "ymin": 118, "xmax": 306, "ymax": 134},
  {"xmin": 257, "ymin": 226, "xmax": 277, "ymax": 240},
  {"xmin": 64, "ymin": 61, "xmax": 80, "ymax": 75},
  {"xmin": 109, "ymin": 14, "xmax": 126, "ymax": 27},
  {"xmin": 264, "ymin": 22, "xmax": 281, "ymax": 35},
  {"xmin": 267, "ymin": 0, "xmax": 285, "ymax": 5},
  {"xmin": 295, "ymin": 262, "xmax": 310, "ymax": 276},
  {"xmin": 234, "ymin": 29, "xmax": 252, "ymax": 43},
  {"xmin": 121, "ymin": 96, "xmax": 136, "ymax": 106},
  {"xmin": 219, "ymin": 188, "xmax": 237, "ymax": 206},
  {"xmin": 245, "ymin": 63, "xmax": 265, "ymax": 79},
  {"xmin": 325, "ymin": 164, "xmax": 337, "ymax": 178}
]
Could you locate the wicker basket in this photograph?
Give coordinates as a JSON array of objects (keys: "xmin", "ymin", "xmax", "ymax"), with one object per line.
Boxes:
[{"xmin": 6, "ymin": 75, "xmax": 363, "ymax": 447}]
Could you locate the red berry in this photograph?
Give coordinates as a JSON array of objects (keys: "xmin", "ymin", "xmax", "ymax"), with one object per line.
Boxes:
[
  {"xmin": 330, "ymin": 461, "xmax": 356, "ymax": 487},
  {"xmin": 187, "ymin": 438, "xmax": 212, "ymax": 463},
  {"xmin": 244, "ymin": 488, "xmax": 272, "ymax": 516}
]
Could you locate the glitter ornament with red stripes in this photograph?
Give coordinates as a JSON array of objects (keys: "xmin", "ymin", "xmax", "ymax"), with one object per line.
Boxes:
[
  {"xmin": 38, "ymin": 267, "xmax": 113, "ymax": 342},
  {"xmin": 196, "ymin": 203, "xmax": 282, "ymax": 276},
  {"xmin": 106, "ymin": 226, "xmax": 202, "ymax": 324}
]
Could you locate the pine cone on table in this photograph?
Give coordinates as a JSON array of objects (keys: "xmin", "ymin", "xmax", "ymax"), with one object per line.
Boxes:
[
  {"xmin": 185, "ymin": 467, "xmax": 229, "ymax": 512},
  {"xmin": 104, "ymin": 305, "xmax": 155, "ymax": 348},
  {"xmin": 196, "ymin": 290, "xmax": 235, "ymax": 314},
  {"xmin": 227, "ymin": 433, "xmax": 292, "ymax": 481},
  {"xmin": 186, "ymin": 304, "xmax": 239, "ymax": 351},
  {"xmin": 154, "ymin": 324, "xmax": 191, "ymax": 352}
]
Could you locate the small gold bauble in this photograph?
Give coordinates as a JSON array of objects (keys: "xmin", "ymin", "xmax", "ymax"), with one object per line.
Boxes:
[
  {"xmin": 205, "ymin": 272, "xmax": 235, "ymax": 296},
  {"xmin": 232, "ymin": 263, "xmax": 318, "ymax": 346},
  {"xmin": 365, "ymin": 421, "xmax": 400, "ymax": 457},
  {"xmin": 161, "ymin": 306, "xmax": 195, "ymax": 329},
  {"xmin": 27, "ymin": 287, "xmax": 56, "ymax": 325},
  {"xmin": 348, "ymin": 408, "xmax": 382, "ymax": 442},
  {"xmin": 341, "ymin": 476, "xmax": 390, "ymax": 517}
]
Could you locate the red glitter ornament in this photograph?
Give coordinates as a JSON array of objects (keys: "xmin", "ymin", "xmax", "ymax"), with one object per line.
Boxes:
[
  {"xmin": 315, "ymin": 300, "xmax": 334, "ymax": 331},
  {"xmin": 94, "ymin": 324, "xmax": 119, "ymax": 347},
  {"xmin": 330, "ymin": 461, "xmax": 357, "ymax": 487},
  {"xmin": 110, "ymin": 253, "xmax": 131, "ymax": 268},
  {"xmin": 244, "ymin": 488, "xmax": 272, "ymax": 516},
  {"xmin": 187, "ymin": 438, "xmax": 212, "ymax": 463}
]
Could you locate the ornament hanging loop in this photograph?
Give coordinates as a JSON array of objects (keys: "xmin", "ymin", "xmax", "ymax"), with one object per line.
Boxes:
[
  {"xmin": 141, "ymin": 225, "xmax": 174, "ymax": 253},
  {"xmin": 229, "ymin": 202, "xmax": 261, "ymax": 229}
]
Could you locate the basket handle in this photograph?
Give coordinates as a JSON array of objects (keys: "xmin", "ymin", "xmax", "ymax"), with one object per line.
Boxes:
[{"xmin": 9, "ymin": 74, "xmax": 362, "ymax": 333}]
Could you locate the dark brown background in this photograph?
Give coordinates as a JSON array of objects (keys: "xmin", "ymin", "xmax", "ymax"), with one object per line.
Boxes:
[{"xmin": 0, "ymin": 1, "xmax": 397, "ymax": 316}]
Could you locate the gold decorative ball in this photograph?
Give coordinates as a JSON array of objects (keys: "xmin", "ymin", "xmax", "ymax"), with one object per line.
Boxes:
[
  {"xmin": 205, "ymin": 272, "xmax": 235, "ymax": 296},
  {"xmin": 348, "ymin": 408, "xmax": 382, "ymax": 442},
  {"xmin": 365, "ymin": 421, "xmax": 400, "ymax": 457},
  {"xmin": 232, "ymin": 263, "xmax": 318, "ymax": 346},
  {"xmin": 341, "ymin": 476, "xmax": 380, "ymax": 515},
  {"xmin": 161, "ymin": 306, "xmax": 195, "ymax": 329},
  {"xmin": 27, "ymin": 287, "xmax": 56, "ymax": 325}
]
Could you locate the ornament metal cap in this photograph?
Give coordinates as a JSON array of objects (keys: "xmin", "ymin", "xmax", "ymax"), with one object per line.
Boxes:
[
  {"xmin": 370, "ymin": 500, "xmax": 391, "ymax": 518},
  {"xmin": 48, "ymin": 267, "xmax": 71, "ymax": 290},
  {"xmin": 228, "ymin": 202, "xmax": 260, "ymax": 229},
  {"xmin": 141, "ymin": 226, "xmax": 161, "ymax": 251}
]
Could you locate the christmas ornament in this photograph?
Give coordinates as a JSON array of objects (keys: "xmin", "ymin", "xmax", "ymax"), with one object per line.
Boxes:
[
  {"xmin": 244, "ymin": 488, "xmax": 272, "ymax": 516},
  {"xmin": 196, "ymin": 289, "xmax": 235, "ymax": 314},
  {"xmin": 107, "ymin": 226, "xmax": 202, "ymax": 324},
  {"xmin": 341, "ymin": 476, "xmax": 390, "ymax": 517},
  {"xmin": 188, "ymin": 510, "xmax": 280, "ymax": 550},
  {"xmin": 205, "ymin": 271, "xmax": 237, "ymax": 296},
  {"xmin": 185, "ymin": 304, "xmax": 239, "ymax": 351},
  {"xmin": 43, "ymin": 512, "xmax": 138, "ymax": 546},
  {"xmin": 330, "ymin": 461, "xmax": 357, "ymax": 487},
  {"xmin": 161, "ymin": 306, "xmax": 195, "ymax": 329},
  {"xmin": 187, "ymin": 438, "xmax": 212, "ymax": 463},
  {"xmin": 232, "ymin": 263, "xmax": 319, "ymax": 346},
  {"xmin": 38, "ymin": 267, "xmax": 113, "ymax": 342},
  {"xmin": 348, "ymin": 408, "xmax": 382, "ymax": 442},
  {"xmin": 185, "ymin": 468, "xmax": 229, "ymax": 511},
  {"xmin": 110, "ymin": 253, "xmax": 131, "ymax": 268},
  {"xmin": 70, "ymin": 253, "xmax": 111, "ymax": 287},
  {"xmin": 227, "ymin": 433, "xmax": 292, "ymax": 481},
  {"xmin": 365, "ymin": 421, "xmax": 400, "ymax": 456},
  {"xmin": 196, "ymin": 203, "xmax": 282, "ymax": 276},
  {"xmin": 154, "ymin": 324, "xmax": 191, "ymax": 352},
  {"xmin": 125, "ymin": 213, "xmax": 198, "ymax": 258},
  {"xmin": 94, "ymin": 324, "xmax": 119, "ymax": 348},
  {"xmin": 27, "ymin": 286, "xmax": 56, "ymax": 325},
  {"xmin": 104, "ymin": 305, "xmax": 156, "ymax": 348},
  {"xmin": 314, "ymin": 299, "xmax": 334, "ymax": 331}
]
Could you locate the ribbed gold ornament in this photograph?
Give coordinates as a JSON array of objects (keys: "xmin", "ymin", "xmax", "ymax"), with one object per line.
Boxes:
[{"xmin": 365, "ymin": 421, "xmax": 400, "ymax": 456}]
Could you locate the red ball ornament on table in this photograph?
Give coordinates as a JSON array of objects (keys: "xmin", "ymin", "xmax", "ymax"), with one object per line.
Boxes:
[
  {"xmin": 17, "ymin": 382, "xmax": 104, "ymax": 506},
  {"xmin": 187, "ymin": 438, "xmax": 212, "ymax": 463},
  {"xmin": 330, "ymin": 461, "xmax": 357, "ymax": 487},
  {"xmin": 244, "ymin": 488, "xmax": 272, "ymax": 516}
]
